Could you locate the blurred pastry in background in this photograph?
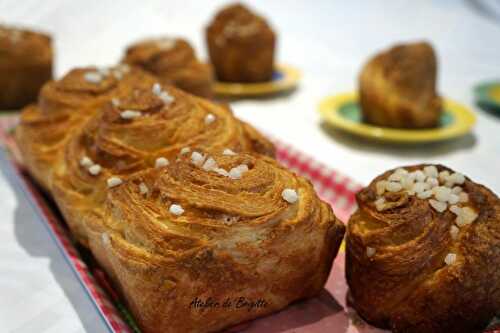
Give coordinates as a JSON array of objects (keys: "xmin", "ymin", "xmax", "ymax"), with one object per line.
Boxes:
[
  {"xmin": 206, "ymin": 3, "xmax": 276, "ymax": 83},
  {"xmin": 346, "ymin": 164, "xmax": 500, "ymax": 333},
  {"xmin": 359, "ymin": 41, "xmax": 442, "ymax": 129},
  {"xmin": 0, "ymin": 25, "xmax": 53, "ymax": 109},
  {"xmin": 122, "ymin": 37, "xmax": 213, "ymax": 98}
]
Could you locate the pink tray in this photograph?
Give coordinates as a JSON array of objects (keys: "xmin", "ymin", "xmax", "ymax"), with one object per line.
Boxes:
[{"xmin": 0, "ymin": 115, "xmax": 498, "ymax": 333}]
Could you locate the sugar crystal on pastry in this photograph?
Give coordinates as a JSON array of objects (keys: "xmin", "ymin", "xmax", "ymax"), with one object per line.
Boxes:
[
  {"xmin": 84, "ymin": 71, "xmax": 102, "ymax": 83},
  {"xmin": 424, "ymin": 165, "xmax": 438, "ymax": 178},
  {"xmin": 229, "ymin": 164, "xmax": 249, "ymax": 180},
  {"xmin": 450, "ymin": 225, "xmax": 460, "ymax": 240},
  {"xmin": 152, "ymin": 82, "xmax": 162, "ymax": 95},
  {"xmin": 281, "ymin": 188, "xmax": 299, "ymax": 204},
  {"xmin": 429, "ymin": 199, "xmax": 447, "ymax": 213},
  {"xmin": 169, "ymin": 204, "xmax": 184, "ymax": 216},
  {"xmin": 439, "ymin": 170, "xmax": 450, "ymax": 183},
  {"xmin": 413, "ymin": 182, "xmax": 430, "ymax": 194},
  {"xmin": 120, "ymin": 110, "xmax": 142, "ymax": 119},
  {"xmin": 180, "ymin": 147, "xmax": 190, "ymax": 155},
  {"xmin": 80, "ymin": 156, "xmax": 94, "ymax": 167},
  {"xmin": 417, "ymin": 190, "xmax": 433, "ymax": 199},
  {"xmin": 101, "ymin": 232, "xmax": 110, "ymax": 246},
  {"xmin": 376, "ymin": 180, "xmax": 387, "ymax": 195},
  {"xmin": 426, "ymin": 177, "xmax": 439, "ymax": 187},
  {"xmin": 455, "ymin": 207, "xmax": 478, "ymax": 227},
  {"xmin": 222, "ymin": 148, "xmax": 237, "ymax": 156},
  {"xmin": 448, "ymin": 194, "xmax": 459, "ymax": 204},
  {"xmin": 155, "ymin": 157, "xmax": 169, "ymax": 168},
  {"xmin": 139, "ymin": 182, "xmax": 148, "ymax": 195},
  {"xmin": 202, "ymin": 157, "xmax": 217, "ymax": 171},
  {"xmin": 205, "ymin": 113, "xmax": 216, "ymax": 124},
  {"xmin": 88, "ymin": 164, "xmax": 102, "ymax": 176},
  {"xmin": 445, "ymin": 172, "xmax": 465, "ymax": 188},
  {"xmin": 374, "ymin": 197, "xmax": 386, "ymax": 211},
  {"xmin": 213, "ymin": 167, "xmax": 229, "ymax": 177},
  {"xmin": 111, "ymin": 98, "xmax": 120, "ymax": 107},
  {"xmin": 386, "ymin": 181, "xmax": 402, "ymax": 192},
  {"xmin": 190, "ymin": 151, "xmax": 205, "ymax": 166},
  {"xmin": 449, "ymin": 205, "xmax": 461, "ymax": 215},
  {"xmin": 159, "ymin": 91, "xmax": 174, "ymax": 104},
  {"xmin": 444, "ymin": 253, "xmax": 457, "ymax": 265},
  {"xmin": 433, "ymin": 186, "xmax": 452, "ymax": 202},
  {"xmin": 107, "ymin": 177, "xmax": 123, "ymax": 188}
]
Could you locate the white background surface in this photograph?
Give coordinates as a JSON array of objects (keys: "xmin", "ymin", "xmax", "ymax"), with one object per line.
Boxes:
[{"xmin": 0, "ymin": 1, "xmax": 499, "ymax": 332}]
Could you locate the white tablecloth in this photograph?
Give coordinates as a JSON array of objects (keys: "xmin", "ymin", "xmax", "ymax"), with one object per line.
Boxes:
[{"xmin": 1, "ymin": 1, "xmax": 499, "ymax": 332}]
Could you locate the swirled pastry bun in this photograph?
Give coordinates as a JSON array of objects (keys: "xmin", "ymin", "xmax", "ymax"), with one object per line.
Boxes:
[
  {"xmin": 15, "ymin": 65, "xmax": 157, "ymax": 190},
  {"xmin": 359, "ymin": 42, "xmax": 442, "ymax": 128},
  {"xmin": 346, "ymin": 164, "xmax": 500, "ymax": 333},
  {"xmin": 123, "ymin": 37, "xmax": 213, "ymax": 98},
  {"xmin": 85, "ymin": 150, "xmax": 345, "ymax": 333},
  {"xmin": 0, "ymin": 25, "xmax": 53, "ymax": 109},
  {"xmin": 206, "ymin": 3, "xmax": 276, "ymax": 82},
  {"xmin": 51, "ymin": 84, "xmax": 275, "ymax": 245}
]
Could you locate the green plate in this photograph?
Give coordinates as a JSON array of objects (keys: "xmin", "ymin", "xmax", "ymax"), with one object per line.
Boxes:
[
  {"xmin": 338, "ymin": 101, "xmax": 455, "ymax": 127},
  {"xmin": 474, "ymin": 81, "xmax": 500, "ymax": 112},
  {"xmin": 318, "ymin": 92, "xmax": 476, "ymax": 143}
]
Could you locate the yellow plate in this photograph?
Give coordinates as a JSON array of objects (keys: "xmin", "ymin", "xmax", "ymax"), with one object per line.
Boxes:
[
  {"xmin": 318, "ymin": 92, "xmax": 476, "ymax": 143},
  {"xmin": 213, "ymin": 64, "xmax": 300, "ymax": 97}
]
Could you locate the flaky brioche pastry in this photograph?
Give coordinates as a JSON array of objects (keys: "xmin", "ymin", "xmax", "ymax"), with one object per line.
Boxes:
[
  {"xmin": 359, "ymin": 42, "xmax": 442, "ymax": 128},
  {"xmin": 50, "ymin": 84, "xmax": 275, "ymax": 245},
  {"xmin": 123, "ymin": 37, "xmax": 214, "ymax": 98},
  {"xmin": 0, "ymin": 25, "xmax": 53, "ymax": 109},
  {"xmin": 206, "ymin": 3, "xmax": 276, "ymax": 83},
  {"xmin": 85, "ymin": 150, "xmax": 345, "ymax": 333},
  {"xmin": 15, "ymin": 65, "xmax": 157, "ymax": 190},
  {"xmin": 346, "ymin": 164, "xmax": 500, "ymax": 333}
]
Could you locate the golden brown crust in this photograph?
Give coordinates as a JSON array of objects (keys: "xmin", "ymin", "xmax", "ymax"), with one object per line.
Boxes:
[
  {"xmin": 346, "ymin": 164, "xmax": 500, "ymax": 333},
  {"xmin": 0, "ymin": 25, "xmax": 53, "ymax": 109},
  {"xmin": 85, "ymin": 151, "xmax": 344, "ymax": 333},
  {"xmin": 15, "ymin": 65, "xmax": 157, "ymax": 190},
  {"xmin": 359, "ymin": 42, "xmax": 442, "ymax": 129},
  {"xmin": 50, "ymin": 84, "xmax": 275, "ymax": 245},
  {"xmin": 206, "ymin": 3, "xmax": 275, "ymax": 83},
  {"xmin": 123, "ymin": 38, "xmax": 214, "ymax": 98}
]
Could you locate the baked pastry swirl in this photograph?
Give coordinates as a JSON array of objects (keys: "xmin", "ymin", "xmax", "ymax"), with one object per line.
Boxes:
[
  {"xmin": 359, "ymin": 42, "xmax": 442, "ymax": 129},
  {"xmin": 85, "ymin": 150, "xmax": 345, "ymax": 333},
  {"xmin": 346, "ymin": 164, "xmax": 500, "ymax": 333},
  {"xmin": 206, "ymin": 3, "xmax": 276, "ymax": 83},
  {"xmin": 15, "ymin": 65, "xmax": 156, "ymax": 190},
  {"xmin": 51, "ymin": 84, "xmax": 275, "ymax": 245},
  {"xmin": 0, "ymin": 24, "xmax": 53, "ymax": 109},
  {"xmin": 122, "ymin": 37, "xmax": 213, "ymax": 98}
]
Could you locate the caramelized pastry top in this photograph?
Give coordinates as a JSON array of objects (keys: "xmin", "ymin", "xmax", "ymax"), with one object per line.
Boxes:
[
  {"xmin": 38, "ymin": 65, "xmax": 153, "ymax": 116},
  {"xmin": 0, "ymin": 25, "xmax": 52, "ymax": 63},
  {"xmin": 65, "ymin": 84, "xmax": 272, "ymax": 180},
  {"xmin": 98, "ymin": 150, "xmax": 335, "ymax": 257},
  {"xmin": 207, "ymin": 3, "xmax": 273, "ymax": 42},
  {"xmin": 51, "ymin": 84, "xmax": 275, "ymax": 242},
  {"xmin": 346, "ymin": 164, "xmax": 500, "ymax": 333}
]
